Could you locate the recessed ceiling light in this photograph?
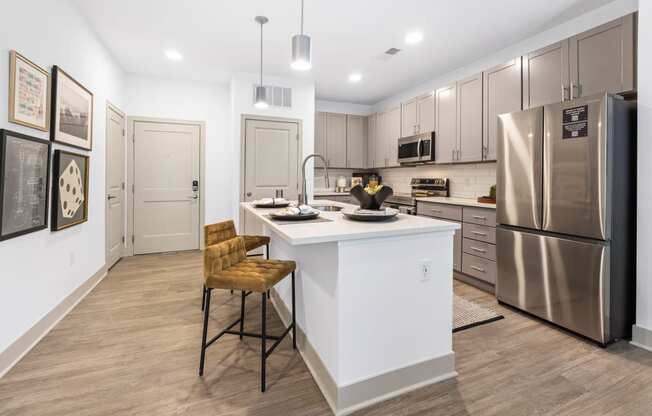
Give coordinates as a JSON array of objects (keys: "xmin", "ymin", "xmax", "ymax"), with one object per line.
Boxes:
[
  {"xmin": 348, "ymin": 73, "xmax": 362, "ymax": 83},
  {"xmin": 164, "ymin": 49, "xmax": 183, "ymax": 61},
  {"xmin": 405, "ymin": 32, "xmax": 424, "ymax": 45}
]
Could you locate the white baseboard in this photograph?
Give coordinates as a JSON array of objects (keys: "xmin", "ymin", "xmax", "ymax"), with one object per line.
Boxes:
[
  {"xmin": 631, "ymin": 324, "xmax": 652, "ymax": 352},
  {"xmin": 0, "ymin": 265, "xmax": 108, "ymax": 379}
]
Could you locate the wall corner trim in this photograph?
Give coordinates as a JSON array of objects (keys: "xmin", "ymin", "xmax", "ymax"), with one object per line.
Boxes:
[
  {"xmin": 0, "ymin": 264, "xmax": 109, "ymax": 379},
  {"xmin": 631, "ymin": 324, "xmax": 652, "ymax": 352}
]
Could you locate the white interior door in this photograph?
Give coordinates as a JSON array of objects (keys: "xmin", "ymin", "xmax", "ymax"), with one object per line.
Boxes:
[
  {"xmin": 134, "ymin": 121, "xmax": 200, "ymax": 254},
  {"xmin": 106, "ymin": 105, "xmax": 125, "ymax": 268},
  {"xmin": 242, "ymin": 119, "xmax": 299, "ymax": 237}
]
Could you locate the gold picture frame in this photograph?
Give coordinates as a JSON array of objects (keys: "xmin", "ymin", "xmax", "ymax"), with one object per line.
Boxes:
[{"xmin": 8, "ymin": 50, "xmax": 51, "ymax": 132}]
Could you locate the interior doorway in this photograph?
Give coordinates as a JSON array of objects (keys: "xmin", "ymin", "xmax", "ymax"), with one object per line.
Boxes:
[
  {"xmin": 240, "ymin": 117, "xmax": 301, "ymax": 240},
  {"xmin": 105, "ymin": 103, "xmax": 125, "ymax": 269},
  {"xmin": 127, "ymin": 117, "xmax": 205, "ymax": 255}
]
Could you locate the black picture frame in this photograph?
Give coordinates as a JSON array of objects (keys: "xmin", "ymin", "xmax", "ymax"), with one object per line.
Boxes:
[
  {"xmin": 50, "ymin": 66, "xmax": 94, "ymax": 151},
  {"xmin": 51, "ymin": 149, "xmax": 89, "ymax": 231},
  {"xmin": 0, "ymin": 129, "xmax": 51, "ymax": 241}
]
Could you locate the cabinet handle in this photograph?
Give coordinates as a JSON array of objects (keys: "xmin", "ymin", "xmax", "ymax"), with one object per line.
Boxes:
[
  {"xmin": 451, "ymin": 150, "xmax": 455, "ymax": 161},
  {"xmin": 458, "ymin": 150, "xmax": 461, "ymax": 160},
  {"xmin": 562, "ymin": 84, "xmax": 570, "ymax": 101},
  {"xmin": 470, "ymin": 265, "xmax": 486, "ymax": 273},
  {"xmin": 431, "ymin": 209, "xmax": 443, "ymax": 213},
  {"xmin": 571, "ymin": 83, "xmax": 580, "ymax": 99},
  {"xmin": 472, "ymin": 215, "xmax": 487, "ymax": 220},
  {"xmin": 470, "ymin": 246, "xmax": 487, "ymax": 253},
  {"xmin": 471, "ymin": 231, "xmax": 487, "ymax": 237}
]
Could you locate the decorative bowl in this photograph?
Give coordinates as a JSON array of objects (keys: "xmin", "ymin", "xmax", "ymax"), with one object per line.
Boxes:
[{"xmin": 349, "ymin": 184, "xmax": 393, "ymax": 210}]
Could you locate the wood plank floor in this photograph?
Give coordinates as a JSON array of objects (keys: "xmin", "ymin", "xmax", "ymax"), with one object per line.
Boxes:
[{"xmin": 1, "ymin": 251, "xmax": 652, "ymax": 416}]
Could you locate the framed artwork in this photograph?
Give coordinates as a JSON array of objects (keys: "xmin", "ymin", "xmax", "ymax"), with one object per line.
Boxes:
[
  {"xmin": 8, "ymin": 50, "xmax": 51, "ymax": 132},
  {"xmin": 0, "ymin": 129, "xmax": 51, "ymax": 241},
  {"xmin": 51, "ymin": 149, "xmax": 89, "ymax": 231},
  {"xmin": 51, "ymin": 66, "xmax": 93, "ymax": 150}
]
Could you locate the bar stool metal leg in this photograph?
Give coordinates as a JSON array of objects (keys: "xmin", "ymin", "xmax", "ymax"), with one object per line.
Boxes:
[
  {"xmin": 201, "ymin": 285, "xmax": 206, "ymax": 311},
  {"xmin": 199, "ymin": 288, "xmax": 212, "ymax": 376},
  {"xmin": 261, "ymin": 292, "xmax": 267, "ymax": 392},
  {"xmin": 240, "ymin": 290, "xmax": 246, "ymax": 340},
  {"xmin": 266, "ymin": 245, "xmax": 271, "ymax": 301},
  {"xmin": 292, "ymin": 271, "xmax": 296, "ymax": 349}
]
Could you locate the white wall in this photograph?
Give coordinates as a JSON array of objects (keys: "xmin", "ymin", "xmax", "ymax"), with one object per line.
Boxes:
[
  {"xmin": 634, "ymin": 0, "xmax": 652, "ymax": 349},
  {"xmin": 0, "ymin": 0, "xmax": 124, "ymax": 357},
  {"xmin": 230, "ymin": 73, "xmax": 315, "ymax": 225},
  {"xmin": 315, "ymin": 100, "xmax": 372, "ymax": 116},
  {"xmin": 124, "ymin": 75, "xmax": 232, "ymax": 224},
  {"xmin": 372, "ymin": 0, "xmax": 638, "ymax": 112}
]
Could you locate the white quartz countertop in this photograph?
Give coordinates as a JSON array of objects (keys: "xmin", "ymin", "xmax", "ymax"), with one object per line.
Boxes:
[
  {"xmin": 242, "ymin": 200, "xmax": 459, "ymax": 246},
  {"xmin": 415, "ymin": 196, "xmax": 496, "ymax": 209}
]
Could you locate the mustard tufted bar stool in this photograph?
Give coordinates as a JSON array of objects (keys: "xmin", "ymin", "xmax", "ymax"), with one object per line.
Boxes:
[
  {"xmin": 199, "ymin": 236, "xmax": 296, "ymax": 392},
  {"xmin": 202, "ymin": 220, "xmax": 271, "ymax": 310}
]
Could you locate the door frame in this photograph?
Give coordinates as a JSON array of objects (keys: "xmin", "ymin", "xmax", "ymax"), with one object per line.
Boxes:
[
  {"xmin": 105, "ymin": 101, "xmax": 126, "ymax": 267},
  {"xmin": 239, "ymin": 114, "xmax": 303, "ymax": 232},
  {"xmin": 126, "ymin": 116, "xmax": 206, "ymax": 256}
]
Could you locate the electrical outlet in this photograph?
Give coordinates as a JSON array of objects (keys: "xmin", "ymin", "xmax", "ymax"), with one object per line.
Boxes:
[{"xmin": 419, "ymin": 259, "xmax": 432, "ymax": 281}]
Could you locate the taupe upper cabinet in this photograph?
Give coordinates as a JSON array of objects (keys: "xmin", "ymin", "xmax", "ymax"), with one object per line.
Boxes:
[
  {"xmin": 524, "ymin": 14, "xmax": 635, "ymax": 108},
  {"xmin": 386, "ymin": 106, "xmax": 402, "ymax": 167},
  {"xmin": 523, "ymin": 41, "xmax": 569, "ymax": 108},
  {"xmin": 326, "ymin": 113, "xmax": 347, "ymax": 168},
  {"xmin": 346, "ymin": 115, "xmax": 366, "ymax": 168},
  {"xmin": 417, "ymin": 93, "xmax": 435, "ymax": 134},
  {"xmin": 375, "ymin": 111, "xmax": 388, "ymax": 168},
  {"xmin": 315, "ymin": 111, "xmax": 327, "ymax": 168},
  {"xmin": 568, "ymin": 14, "xmax": 635, "ymax": 98},
  {"xmin": 401, "ymin": 98, "xmax": 418, "ymax": 137},
  {"xmin": 483, "ymin": 59, "xmax": 522, "ymax": 161},
  {"xmin": 401, "ymin": 93, "xmax": 435, "ymax": 137},
  {"xmin": 367, "ymin": 114, "xmax": 376, "ymax": 168},
  {"xmin": 435, "ymin": 84, "xmax": 457, "ymax": 164},
  {"xmin": 457, "ymin": 72, "xmax": 483, "ymax": 163}
]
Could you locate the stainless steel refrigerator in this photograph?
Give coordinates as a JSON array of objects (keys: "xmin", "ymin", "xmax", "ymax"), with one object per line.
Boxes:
[{"xmin": 496, "ymin": 93, "xmax": 636, "ymax": 345}]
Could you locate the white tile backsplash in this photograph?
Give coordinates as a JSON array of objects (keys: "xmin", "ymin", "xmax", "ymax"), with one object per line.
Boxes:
[
  {"xmin": 377, "ymin": 163, "xmax": 496, "ymax": 198},
  {"xmin": 313, "ymin": 163, "xmax": 496, "ymax": 198}
]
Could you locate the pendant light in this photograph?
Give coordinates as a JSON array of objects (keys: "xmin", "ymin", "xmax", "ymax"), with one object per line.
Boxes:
[
  {"xmin": 291, "ymin": 0, "xmax": 311, "ymax": 71},
  {"xmin": 254, "ymin": 16, "xmax": 269, "ymax": 109}
]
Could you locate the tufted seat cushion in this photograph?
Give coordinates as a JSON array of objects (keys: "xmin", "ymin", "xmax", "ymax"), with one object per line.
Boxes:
[
  {"xmin": 204, "ymin": 236, "xmax": 295, "ymax": 293},
  {"xmin": 243, "ymin": 235, "xmax": 271, "ymax": 252}
]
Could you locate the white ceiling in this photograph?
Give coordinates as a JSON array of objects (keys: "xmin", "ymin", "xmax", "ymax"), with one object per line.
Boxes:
[{"xmin": 73, "ymin": 0, "xmax": 615, "ymax": 104}]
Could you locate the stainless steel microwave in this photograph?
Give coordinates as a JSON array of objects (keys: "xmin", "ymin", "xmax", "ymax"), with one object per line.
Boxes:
[{"xmin": 398, "ymin": 132, "xmax": 435, "ymax": 164}]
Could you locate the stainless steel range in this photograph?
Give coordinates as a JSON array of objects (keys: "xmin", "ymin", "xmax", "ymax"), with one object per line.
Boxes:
[{"xmin": 384, "ymin": 178, "xmax": 449, "ymax": 215}]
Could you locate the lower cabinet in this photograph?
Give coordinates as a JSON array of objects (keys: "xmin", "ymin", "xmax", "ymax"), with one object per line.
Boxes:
[
  {"xmin": 417, "ymin": 201, "xmax": 497, "ymax": 287},
  {"xmin": 314, "ymin": 194, "xmax": 355, "ymax": 204}
]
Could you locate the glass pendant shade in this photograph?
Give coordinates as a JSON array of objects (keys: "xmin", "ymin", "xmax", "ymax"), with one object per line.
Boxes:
[{"xmin": 291, "ymin": 34, "xmax": 312, "ymax": 70}]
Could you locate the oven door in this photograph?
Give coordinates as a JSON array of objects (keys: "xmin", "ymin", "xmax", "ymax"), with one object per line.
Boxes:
[{"xmin": 398, "ymin": 137, "xmax": 422, "ymax": 163}]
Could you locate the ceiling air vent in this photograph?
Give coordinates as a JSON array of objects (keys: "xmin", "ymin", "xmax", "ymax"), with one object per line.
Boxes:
[{"xmin": 252, "ymin": 85, "xmax": 292, "ymax": 108}]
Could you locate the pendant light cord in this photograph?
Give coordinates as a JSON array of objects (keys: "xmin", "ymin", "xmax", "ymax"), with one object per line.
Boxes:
[
  {"xmin": 260, "ymin": 20, "xmax": 264, "ymax": 87},
  {"xmin": 300, "ymin": 0, "xmax": 304, "ymax": 34}
]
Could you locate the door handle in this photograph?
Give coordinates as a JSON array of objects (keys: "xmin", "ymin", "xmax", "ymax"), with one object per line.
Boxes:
[
  {"xmin": 107, "ymin": 195, "xmax": 117, "ymax": 200},
  {"xmin": 188, "ymin": 195, "xmax": 199, "ymax": 200},
  {"xmin": 246, "ymin": 192, "xmax": 252, "ymax": 197}
]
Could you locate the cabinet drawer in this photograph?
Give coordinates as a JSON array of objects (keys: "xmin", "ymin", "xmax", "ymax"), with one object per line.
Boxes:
[
  {"xmin": 463, "ymin": 207, "xmax": 496, "ymax": 227},
  {"xmin": 463, "ymin": 223, "xmax": 496, "ymax": 244},
  {"xmin": 462, "ymin": 253, "xmax": 497, "ymax": 284},
  {"xmin": 463, "ymin": 238, "xmax": 496, "ymax": 261},
  {"xmin": 417, "ymin": 202, "xmax": 463, "ymax": 221}
]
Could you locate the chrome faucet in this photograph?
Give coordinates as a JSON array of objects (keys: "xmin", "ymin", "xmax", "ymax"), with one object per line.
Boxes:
[{"xmin": 299, "ymin": 154, "xmax": 329, "ymax": 205}]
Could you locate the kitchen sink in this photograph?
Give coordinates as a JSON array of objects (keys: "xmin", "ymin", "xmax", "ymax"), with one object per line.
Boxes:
[{"xmin": 310, "ymin": 205, "xmax": 343, "ymax": 212}]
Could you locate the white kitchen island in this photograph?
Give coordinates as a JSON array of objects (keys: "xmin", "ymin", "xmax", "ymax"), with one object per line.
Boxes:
[{"xmin": 242, "ymin": 201, "xmax": 460, "ymax": 415}]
